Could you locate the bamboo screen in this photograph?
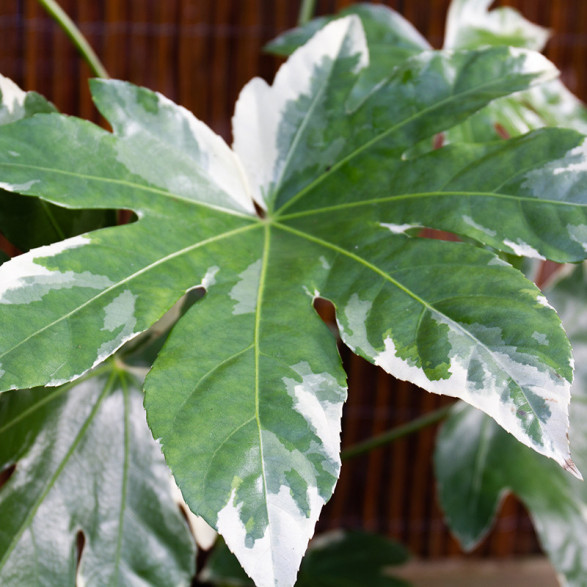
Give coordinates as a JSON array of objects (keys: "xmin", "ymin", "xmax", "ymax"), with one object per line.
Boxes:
[{"xmin": 1, "ymin": 0, "xmax": 586, "ymax": 560}]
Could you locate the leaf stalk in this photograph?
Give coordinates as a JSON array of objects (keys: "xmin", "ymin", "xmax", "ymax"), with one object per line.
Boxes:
[
  {"xmin": 341, "ymin": 403, "xmax": 454, "ymax": 461},
  {"xmin": 298, "ymin": 0, "xmax": 317, "ymax": 27},
  {"xmin": 36, "ymin": 0, "xmax": 110, "ymax": 79}
]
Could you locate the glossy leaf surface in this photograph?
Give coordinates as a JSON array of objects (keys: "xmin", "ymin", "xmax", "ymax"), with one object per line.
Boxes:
[
  {"xmin": 0, "ymin": 365, "xmax": 196, "ymax": 586},
  {"xmin": 0, "ymin": 16, "xmax": 586, "ymax": 586},
  {"xmin": 435, "ymin": 265, "xmax": 587, "ymax": 586}
]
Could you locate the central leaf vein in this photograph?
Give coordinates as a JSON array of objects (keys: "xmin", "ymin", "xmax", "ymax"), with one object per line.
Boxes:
[{"xmin": 254, "ymin": 224, "xmax": 271, "ymax": 538}]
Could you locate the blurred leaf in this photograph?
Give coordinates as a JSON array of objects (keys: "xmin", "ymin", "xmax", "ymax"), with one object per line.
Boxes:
[
  {"xmin": 442, "ymin": 0, "xmax": 587, "ymax": 144},
  {"xmin": 444, "ymin": 0, "xmax": 550, "ymax": 51},
  {"xmin": 0, "ymin": 365, "xmax": 196, "ymax": 586}
]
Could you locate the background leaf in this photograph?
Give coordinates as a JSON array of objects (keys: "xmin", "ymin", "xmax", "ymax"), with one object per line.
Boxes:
[
  {"xmin": 0, "ymin": 364, "xmax": 196, "ymax": 586},
  {"xmin": 442, "ymin": 0, "xmax": 587, "ymax": 144},
  {"xmin": 435, "ymin": 264, "xmax": 587, "ymax": 585},
  {"xmin": 444, "ymin": 0, "xmax": 550, "ymax": 51}
]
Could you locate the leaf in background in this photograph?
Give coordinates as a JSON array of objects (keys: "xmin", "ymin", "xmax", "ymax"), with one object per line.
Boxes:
[
  {"xmin": 201, "ymin": 531, "xmax": 411, "ymax": 587},
  {"xmin": 295, "ymin": 2, "xmax": 587, "ymax": 147},
  {"xmin": 444, "ymin": 0, "xmax": 550, "ymax": 51},
  {"xmin": 442, "ymin": 0, "xmax": 587, "ymax": 144},
  {"xmin": 0, "ymin": 16, "xmax": 585, "ymax": 585},
  {"xmin": 435, "ymin": 265, "xmax": 587, "ymax": 585},
  {"xmin": 0, "ymin": 365, "xmax": 196, "ymax": 586},
  {"xmin": 0, "ymin": 74, "xmax": 115, "ymax": 252}
]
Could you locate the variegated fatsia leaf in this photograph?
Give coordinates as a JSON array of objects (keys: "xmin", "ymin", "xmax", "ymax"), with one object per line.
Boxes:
[{"xmin": 0, "ymin": 15, "xmax": 586, "ymax": 586}]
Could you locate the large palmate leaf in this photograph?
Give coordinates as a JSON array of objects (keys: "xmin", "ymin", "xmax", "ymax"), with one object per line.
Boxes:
[
  {"xmin": 0, "ymin": 75, "xmax": 114, "ymax": 252},
  {"xmin": 435, "ymin": 265, "xmax": 587, "ymax": 585},
  {"xmin": 0, "ymin": 16, "xmax": 586, "ymax": 586},
  {"xmin": 0, "ymin": 364, "xmax": 196, "ymax": 586}
]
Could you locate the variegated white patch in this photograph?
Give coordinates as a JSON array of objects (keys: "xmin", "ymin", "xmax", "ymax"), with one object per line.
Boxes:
[
  {"xmin": 229, "ymin": 259, "xmax": 262, "ymax": 315},
  {"xmin": 0, "ymin": 179, "xmax": 40, "ymax": 192},
  {"xmin": 380, "ymin": 222, "xmax": 419, "ymax": 235},
  {"xmin": 217, "ymin": 482, "xmax": 323, "ymax": 587},
  {"xmin": 339, "ymin": 293, "xmax": 376, "ymax": 356},
  {"xmin": 95, "ymin": 290, "xmax": 139, "ymax": 365},
  {"xmin": 283, "ymin": 361, "xmax": 345, "ymax": 464},
  {"xmin": 101, "ymin": 289, "xmax": 137, "ymax": 332},
  {"xmin": 0, "ymin": 236, "xmax": 112, "ymax": 304},
  {"xmin": 0, "ymin": 74, "xmax": 27, "ymax": 123},
  {"xmin": 200, "ymin": 266, "xmax": 220, "ymax": 290},
  {"xmin": 462, "ymin": 215, "xmax": 497, "ymax": 237},
  {"xmin": 567, "ymin": 223, "xmax": 587, "ymax": 253},
  {"xmin": 503, "ymin": 238, "xmax": 546, "ymax": 260},
  {"xmin": 532, "ymin": 331, "xmax": 549, "ymax": 345}
]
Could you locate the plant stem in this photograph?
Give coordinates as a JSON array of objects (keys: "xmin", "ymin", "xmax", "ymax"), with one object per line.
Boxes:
[
  {"xmin": 298, "ymin": 0, "xmax": 317, "ymax": 27},
  {"xmin": 37, "ymin": 0, "xmax": 109, "ymax": 79},
  {"xmin": 341, "ymin": 404, "xmax": 454, "ymax": 461}
]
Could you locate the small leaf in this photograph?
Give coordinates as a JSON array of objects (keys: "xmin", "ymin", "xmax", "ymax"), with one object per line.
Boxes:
[
  {"xmin": 435, "ymin": 264, "xmax": 587, "ymax": 584},
  {"xmin": 0, "ymin": 365, "xmax": 196, "ymax": 586}
]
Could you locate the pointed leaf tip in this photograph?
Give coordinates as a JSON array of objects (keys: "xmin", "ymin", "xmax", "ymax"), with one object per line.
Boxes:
[{"xmin": 564, "ymin": 458, "xmax": 583, "ymax": 481}]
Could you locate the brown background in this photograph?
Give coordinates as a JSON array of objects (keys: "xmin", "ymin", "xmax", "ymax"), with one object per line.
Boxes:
[{"xmin": 1, "ymin": 0, "xmax": 586, "ymax": 561}]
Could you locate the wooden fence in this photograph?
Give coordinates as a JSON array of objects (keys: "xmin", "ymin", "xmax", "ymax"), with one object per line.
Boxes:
[{"xmin": 0, "ymin": 0, "xmax": 585, "ymax": 560}]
